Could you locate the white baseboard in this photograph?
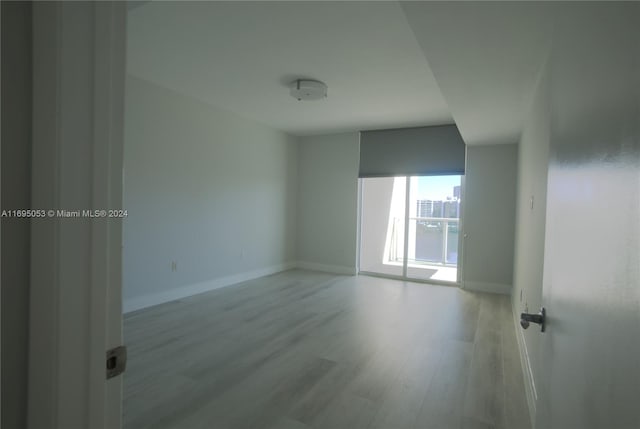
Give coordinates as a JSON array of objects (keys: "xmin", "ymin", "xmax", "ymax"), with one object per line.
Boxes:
[
  {"xmin": 464, "ymin": 280, "xmax": 511, "ymax": 295},
  {"xmin": 123, "ymin": 261, "xmax": 296, "ymax": 313},
  {"xmin": 296, "ymin": 261, "xmax": 357, "ymax": 276},
  {"xmin": 511, "ymin": 296, "xmax": 538, "ymax": 429}
]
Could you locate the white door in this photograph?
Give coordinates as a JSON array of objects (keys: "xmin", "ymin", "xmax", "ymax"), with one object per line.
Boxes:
[
  {"xmin": 29, "ymin": 2, "xmax": 127, "ymax": 428},
  {"xmin": 536, "ymin": 4, "xmax": 640, "ymax": 428}
]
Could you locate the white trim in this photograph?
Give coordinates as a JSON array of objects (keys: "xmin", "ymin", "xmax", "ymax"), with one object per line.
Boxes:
[
  {"xmin": 355, "ymin": 177, "xmax": 363, "ymax": 274},
  {"xmin": 402, "ymin": 177, "xmax": 411, "ymax": 278},
  {"xmin": 28, "ymin": 3, "xmax": 127, "ymax": 428},
  {"xmin": 0, "ymin": 2, "xmax": 3, "ymax": 424},
  {"xmin": 359, "ymin": 271, "xmax": 460, "ymax": 288},
  {"xmin": 512, "ymin": 298, "xmax": 538, "ymax": 429},
  {"xmin": 123, "ymin": 262, "xmax": 297, "ymax": 313},
  {"xmin": 457, "ymin": 172, "xmax": 466, "ymax": 285},
  {"xmin": 296, "ymin": 261, "xmax": 358, "ymax": 276},
  {"xmin": 91, "ymin": 4, "xmax": 127, "ymax": 428},
  {"xmin": 464, "ymin": 281, "xmax": 511, "ymax": 295},
  {"xmin": 1, "ymin": 4, "xmax": 3, "ymax": 425},
  {"xmin": 29, "ymin": 4, "xmax": 61, "ymax": 427}
]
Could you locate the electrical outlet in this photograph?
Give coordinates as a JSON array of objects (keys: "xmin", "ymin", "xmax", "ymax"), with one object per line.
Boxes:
[
  {"xmin": 171, "ymin": 261, "xmax": 177, "ymax": 272},
  {"xmin": 530, "ymin": 196, "xmax": 534, "ymax": 210},
  {"xmin": 520, "ymin": 290, "xmax": 523, "ymax": 302}
]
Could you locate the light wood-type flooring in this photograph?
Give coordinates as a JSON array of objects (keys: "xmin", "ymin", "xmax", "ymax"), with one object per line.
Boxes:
[{"xmin": 124, "ymin": 270, "xmax": 531, "ymax": 429}]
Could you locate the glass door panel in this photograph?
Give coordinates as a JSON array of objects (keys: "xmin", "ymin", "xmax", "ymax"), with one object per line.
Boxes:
[
  {"xmin": 359, "ymin": 176, "xmax": 406, "ymax": 277},
  {"xmin": 360, "ymin": 175, "xmax": 462, "ymax": 284},
  {"xmin": 406, "ymin": 175, "xmax": 461, "ymax": 282}
]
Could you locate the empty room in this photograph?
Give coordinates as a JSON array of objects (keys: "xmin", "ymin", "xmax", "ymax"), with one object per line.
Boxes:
[{"xmin": 1, "ymin": 1, "xmax": 639, "ymax": 429}]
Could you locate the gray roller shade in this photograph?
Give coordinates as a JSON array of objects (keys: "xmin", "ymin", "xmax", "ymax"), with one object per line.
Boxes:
[{"xmin": 359, "ymin": 125, "xmax": 466, "ymax": 177}]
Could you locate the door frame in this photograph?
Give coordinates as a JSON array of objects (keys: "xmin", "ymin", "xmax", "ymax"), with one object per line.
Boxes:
[
  {"xmin": 28, "ymin": 2, "xmax": 126, "ymax": 428},
  {"xmin": 357, "ymin": 174, "xmax": 465, "ymax": 287}
]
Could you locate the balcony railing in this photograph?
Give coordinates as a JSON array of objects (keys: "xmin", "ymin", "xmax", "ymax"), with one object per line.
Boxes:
[{"xmin": 390, "ymin": 217, "xmax": 459, "ymax": 267}]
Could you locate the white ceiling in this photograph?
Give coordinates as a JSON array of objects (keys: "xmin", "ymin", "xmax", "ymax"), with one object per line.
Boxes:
[
  {"xmin": 400, "ymin": 1, "xmax": 554, "ymax": 145},
  {"xmin": 127, "ymin": 1, "xmax": 554, "ymax": 144},
  {"xmin": 127, "ymin": 1, "xmax": 453, "ymax": 137}
]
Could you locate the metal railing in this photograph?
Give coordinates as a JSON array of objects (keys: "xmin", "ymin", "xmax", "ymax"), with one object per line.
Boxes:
[{"xmin": 390, "ymin": 217, "xmax": 459, "ymax": 267}]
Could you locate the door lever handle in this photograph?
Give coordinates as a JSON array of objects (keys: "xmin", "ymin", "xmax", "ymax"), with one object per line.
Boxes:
[{"xmin": 520, "ymin": 307, "xmax": 546, "ymax": 332}]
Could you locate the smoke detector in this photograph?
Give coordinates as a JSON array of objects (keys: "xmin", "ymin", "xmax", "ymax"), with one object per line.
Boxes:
[{"xmin": 289, "ymin": 79, "xmax": 328, "ymax": 101}]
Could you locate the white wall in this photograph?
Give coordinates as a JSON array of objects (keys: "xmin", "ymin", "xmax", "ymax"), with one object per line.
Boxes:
[
  {"xmin": 296, "ymin": 132, "xmax": 360, "ymax": 274},
  {"xmin": 517, "ymin": 4, "xmax": 640, "ymax": 428},
  {"xmin": 123, "ymin": 76, "xmax": 298, "ymax": 312},
  {"xmin": 123, "ymin": 77, "xmax": 519, "ymax": 305},
  {"xmin": 511, "ymin": 62, "xmax": 550, "ymax": 421},
  {"xmin": 463, "ymin": 144, "xmax": 518, "ymax": 294},
  {"xmin": 359, "ymin": 177, "xmax": 405, "ymax": 276}
]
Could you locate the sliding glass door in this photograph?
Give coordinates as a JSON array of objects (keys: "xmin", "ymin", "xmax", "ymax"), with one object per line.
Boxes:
[{"xmin": 359, "ymin": 175, "xmax": 463, "ymax": 284}]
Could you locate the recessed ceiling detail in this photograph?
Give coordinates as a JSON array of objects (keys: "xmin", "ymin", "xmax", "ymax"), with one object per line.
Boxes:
[
  {"xmin": 126, "ymin": 1, "xmax": 453, "ymax": 136},
  {"xmin": 400, "ymin": 2, "xmax": 554, "ymax": 145}
]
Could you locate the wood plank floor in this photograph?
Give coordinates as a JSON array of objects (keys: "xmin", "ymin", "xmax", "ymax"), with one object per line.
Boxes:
[{"xmin": 123, "ymin": 270, "xmax": 531, "ymax": 429}]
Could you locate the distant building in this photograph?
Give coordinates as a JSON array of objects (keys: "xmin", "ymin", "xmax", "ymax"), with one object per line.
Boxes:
[
  {"xmin": 453, "ymin": 185, "xmax": 461, "ymax": 199},
  {"xmin": 432, "ymin": 200, "xmax": 444, "ymax": 217},
  {"xmin": 443, "ymin": 200, "xmax": 459, "ymax": 218},
  {"xmin": 417, "ymin": 198, "xmax": 459, "ymax": 219},
  {"xmin": 417, "ymin": 200, "xmax": 434, "ymax": 218}
]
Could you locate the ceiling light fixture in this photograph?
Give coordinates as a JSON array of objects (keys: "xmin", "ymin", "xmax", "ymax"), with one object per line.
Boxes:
[{"xmin": 289, "ymin": 79, "xmax": 328, "ymax": 101}]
